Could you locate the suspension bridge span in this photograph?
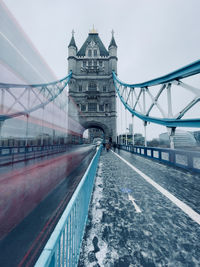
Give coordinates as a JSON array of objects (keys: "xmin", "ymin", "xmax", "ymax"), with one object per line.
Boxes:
[{"xmin": 0, "ymin": 25, "xmax": 200, "ymax": 266}]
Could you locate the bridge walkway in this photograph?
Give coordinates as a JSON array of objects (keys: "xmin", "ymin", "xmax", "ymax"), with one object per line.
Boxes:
[{"xmin": 79, "ymin": 148, "xmax": 200, "ymax": 266}]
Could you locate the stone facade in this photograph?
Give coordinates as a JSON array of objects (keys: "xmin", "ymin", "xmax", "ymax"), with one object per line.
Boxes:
[{"xmin": 68, "ymin": 30, "xmax": 117, "ymax": 142}]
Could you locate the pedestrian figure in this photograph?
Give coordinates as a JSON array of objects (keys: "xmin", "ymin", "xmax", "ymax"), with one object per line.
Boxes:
[
  {"xmin": 113, "ymin": 142, "xmax": 117, "ymax": 151},
  {"xmin": 106, "ymin": 143, "xmax": 110, "ymax": 152}
]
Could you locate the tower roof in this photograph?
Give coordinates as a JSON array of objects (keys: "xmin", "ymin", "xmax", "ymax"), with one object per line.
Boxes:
[
  {"xmin": 77, "ymin": 32, "xmax": 109, "ymax": 57},
  {"xmin": 68, "ymin": 32, "xmax": 77, "ymax": 49},
  {"xmin": 109, "ymin": 35, "xmax": 117, "ymax": 49}
]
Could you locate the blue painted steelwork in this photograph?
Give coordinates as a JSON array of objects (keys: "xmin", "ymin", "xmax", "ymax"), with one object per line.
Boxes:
[
  {"xmin": 34, "ymin": 145, "xmax": 102, "ymax": 267},
  {"xmin": 0, "ymin": 72, "xmax": 72, "ymax": 121},
  {"xmin": 113, "ymin": 60, "xmax": 200, "ymax": 88},
  {"xmin": 113, "ymin": 60, "xmax": 200, "ymax": 127},
  {"xmin": 119, "ymin": 145, "xmax": 200, "ymax": 173}
]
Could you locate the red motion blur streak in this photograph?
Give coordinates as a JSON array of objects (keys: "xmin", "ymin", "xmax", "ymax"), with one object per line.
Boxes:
[{"xmin": 0, "ymin": 147, "xmax": 91, "ymax": 240}]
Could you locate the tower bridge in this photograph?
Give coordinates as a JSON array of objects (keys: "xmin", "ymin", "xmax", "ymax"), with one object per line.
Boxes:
[
  {"xmin": 1, "ymin": 16, "xmax": 200, "ymax": 266},
  {"xmin": 68, "ymin": 29, "xmax": 117, "ymax": 143}
]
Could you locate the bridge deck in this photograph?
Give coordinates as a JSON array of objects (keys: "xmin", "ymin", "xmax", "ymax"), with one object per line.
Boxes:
[{"xmin": 79, "ymin": 148, "xmax": 200, "ymax": 266}]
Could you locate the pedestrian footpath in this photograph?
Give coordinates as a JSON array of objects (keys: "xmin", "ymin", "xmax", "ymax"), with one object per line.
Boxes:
[{"xmin": 78, "ymin": 148, "xmax": 200, "ymax": 267}]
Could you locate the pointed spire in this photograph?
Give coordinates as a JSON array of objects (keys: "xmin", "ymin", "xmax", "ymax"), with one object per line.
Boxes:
[
  {"xmin": 68, "ymin": 29, "xmax": 77, "ymax": 49},
  {"xmin": 109, "ymin": 29, "xmax": 117, "ymax": 49},
  {"xmin": 89, "ymin": 25, "xmax": 98, "ymax": 34}
]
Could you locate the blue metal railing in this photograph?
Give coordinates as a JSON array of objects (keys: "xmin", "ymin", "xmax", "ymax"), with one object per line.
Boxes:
[
  {"xmin": 34, "ymin": 145, "xmax": 102, "ymax": 267},
  {"xmin": 119, "ymin": 144, "xmax": 200, "ymax": 173},
  {"xmin": 0, "ymin": 144, "xmax": 69, "ymax": 166}
]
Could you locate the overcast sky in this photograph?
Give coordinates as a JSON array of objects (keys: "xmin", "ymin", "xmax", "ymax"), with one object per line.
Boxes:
[{"xmin": 2, "ymin": 0, "xmax": 200, "ymax": 139}]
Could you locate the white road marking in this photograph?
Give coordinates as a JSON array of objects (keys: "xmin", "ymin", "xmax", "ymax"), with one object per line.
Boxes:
[
  {"xmin": 112, "ymin": 150, "xmax": 200, "ymax": 226},
  {"xmin": 128, "ymin": 194, "xmax": 142, "ymax": 213}
]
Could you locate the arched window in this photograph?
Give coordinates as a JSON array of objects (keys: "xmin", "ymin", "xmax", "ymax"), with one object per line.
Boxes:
[
  {"xmin": 88, "ymin": 49, "xmax": 92, "ymax": 57},
  {"xmin": 94, "ymin": 50, "xmax": 97, "ymax": 57}
]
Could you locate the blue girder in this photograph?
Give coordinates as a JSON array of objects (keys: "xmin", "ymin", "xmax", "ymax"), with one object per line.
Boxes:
[
  {"xmin": 113, "ymin": 60, "xmax": 200, "ymax": 127},
  {"xmin": 0, "ymin": 71, "xmax": 72, "ymax": 121}
]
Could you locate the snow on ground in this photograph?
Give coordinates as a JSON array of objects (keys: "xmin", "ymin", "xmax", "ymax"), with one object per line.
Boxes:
[
  {"xmin": 78, "ymin": 149, "xmax": 200, "ymax": 267},
  {"xmin": 78, "ymin": 158, "xmax": 119, "ymax": 267}
]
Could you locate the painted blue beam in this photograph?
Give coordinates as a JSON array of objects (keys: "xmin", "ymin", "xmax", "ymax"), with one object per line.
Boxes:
[
  {"xmin": 113, "ymin": 60, "xmax": 200, "ymax": 88},
  {"xmin": 115, "ymin": 88, "xmax": 200, "ymax": 127},
  {"xmin": 0, "ymin": 72, "xmax": 72, "ymax": 121},
  {"xmin": 113, "ymin": 60, "xmax": 200, "ymax": 127},
  {"xmin": 0, "ymin": 71, "xmax": 72, "ymax": 88}
]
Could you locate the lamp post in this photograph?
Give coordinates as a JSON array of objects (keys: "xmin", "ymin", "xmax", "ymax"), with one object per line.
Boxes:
[{"xmin": 126, "ymin": 127, "xmax": 129, "ymax": 146}]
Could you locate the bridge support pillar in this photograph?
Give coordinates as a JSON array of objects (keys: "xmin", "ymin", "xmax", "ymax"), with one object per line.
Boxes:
[
  {"xmin": 168, "ymin": 127, "xmax": 176, "ymax": 149},
  {"xmin": 0, "ymin": 121, "xmax": 4, "ymax": 147},
  {"xmin": 25, "ymin": 114, "xmax": 29, "ymax": 146},
  {"xmin": 132, "ymin": 115, "xmax": 134, "ymax": 145},
  {"xmin": 144, "ymin": 121, "xmax": 147, "ymax": 147}
]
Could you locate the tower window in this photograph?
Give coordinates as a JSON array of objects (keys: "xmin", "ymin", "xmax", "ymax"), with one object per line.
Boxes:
[
  {"xmin": 81, "ymin": 104, "xmax": 86, "ymax": 111},
  {"xmin": 94, "ymin": 50, "xmax": 97, "ymax": 57},
  {"xmin": 103, "ymin": 86, "xmax": 106, "ymax": 92},
  {"xmin": 99, "ymin": 104, "xmax": 104, "ymax": 111},
  {"xmin": 79, "ymin": 85, "xmax": 82, "ymax": 92},
  {"xmin": 99, "ymin": 61, "xmax": 103, "ymax": 67},
  {"xmin": 88, "ymin": 49, "xmax": 92, "ymax": 57},
  {"xmin": 88, "ymin": 103, "xmax": 97, "ymax": 111},
  {"xmin": 88, "ymin": 82, "xmax": 97, "ymax": 91},
  {"xmin": 83, "ymin": 61, "xmax": 86, "ymax": 67}
]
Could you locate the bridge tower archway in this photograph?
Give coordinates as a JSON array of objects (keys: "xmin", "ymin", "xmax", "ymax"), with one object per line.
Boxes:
[{"xmin": 81, "ymin": 120, "xmax": 110, "ymax": 142}]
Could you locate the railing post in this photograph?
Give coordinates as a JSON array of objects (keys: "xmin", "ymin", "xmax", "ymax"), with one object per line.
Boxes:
[
  {"xmin": 187, "ymin": 153, "xmax": 193, "ymax": 169},
  {"xmin": 169, "ymin": 149, "xmax": 175, "ymax": 165},
  {"xmin": 41, "ymin": 106, "xmax": 45, "ymax": 146},
  {"xmin": 49, "ymin": 253, "xmax": 56, "ymax": 267},
  {"xmin": 0, "ymin": 121, "xmax": 4, "ymax": 147}
]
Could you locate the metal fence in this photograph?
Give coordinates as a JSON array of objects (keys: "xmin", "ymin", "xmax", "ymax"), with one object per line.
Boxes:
[
  {"xmin": 0, "ymin": 145, "xmax": 69, "ymax": 166},
  {"xmin": 119, "ymin": 145, "xmax": 200, "ymax": 173},
  {"xmin": 34, "ymin": 145, "xmax": 102, "ymax": 267}
]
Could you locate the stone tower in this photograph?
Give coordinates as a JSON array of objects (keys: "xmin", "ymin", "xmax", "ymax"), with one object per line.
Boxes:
[{"xmin": 68, "ymin": 29, "xmax": 117, "ymax": 142}]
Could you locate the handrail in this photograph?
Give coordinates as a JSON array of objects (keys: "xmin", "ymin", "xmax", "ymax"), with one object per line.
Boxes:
[
  {"xmin": 34, "ymin": 145, "xmax": 102, "ymax": 267},
  {"xmin": 0, "ymin": 144, "xmax": 69, "ymax": 166},
  {"xmin": 119, "ymin": 144, "xmax": 200, "ymax": 173}
]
